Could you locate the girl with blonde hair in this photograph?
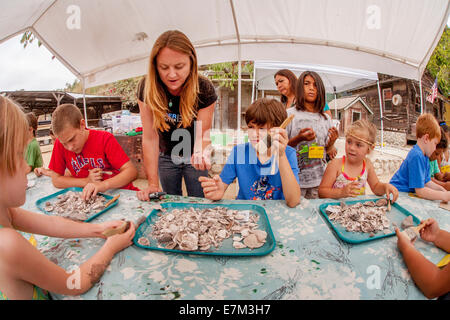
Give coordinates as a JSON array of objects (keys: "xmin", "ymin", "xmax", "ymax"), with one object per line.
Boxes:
[
  {"xmin": 318, "ymin": 119, "xmax": 398, "ymax": 200},
  {"xmin": 136, "ymin": 30, "xmax": 217, "ymax": 200},
  {"xmin": 0, "ymin": 96, "xmax": 134, "ymax": 299}
]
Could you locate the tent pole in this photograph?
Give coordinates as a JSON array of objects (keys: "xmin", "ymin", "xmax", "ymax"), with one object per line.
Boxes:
[
  {"xmin": 377, "ymin": 80, "xmax": 384, "ymax": 154},
  {"xmin": 251, "ymin": 62, "xmax": 256, "ymax": 103},
  {"xmin": 237, "ymin": 56, "xmax": 242, "ymax": 131},
  {"xmin": 419, "ymin": 78, "xmax": 424, "ymax": 114},
  {"xmin": 230, "ymin": 0, "xmax": 242, "ymax": 199},
  {"xmin": 229, "ymin": 0, "xmax": 242, "ymax": 134},
  {"xmin": 333, "ymin": 86, "xmax": 337, "ymax": 119},
  {"xmin": 82, "ymin": 78, "xmax": 88, "ymax": 128}
]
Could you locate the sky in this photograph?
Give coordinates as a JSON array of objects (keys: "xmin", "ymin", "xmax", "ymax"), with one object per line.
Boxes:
[
  {"xmin": 0, "ymin": 16, "xmax": 449, "ymax": 92},
  {"xmin": 0, "ymin": 34, "xmax": 77, "ymax": 92}
]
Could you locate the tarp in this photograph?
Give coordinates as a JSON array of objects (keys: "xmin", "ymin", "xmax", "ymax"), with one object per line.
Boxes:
[
  {"xmin": 254, "ymin": 61, "xmax": 379, "ymax": 93},
  {"xmin": 1, "ymin": 0, "xmax": 448, "ymax": 88}
]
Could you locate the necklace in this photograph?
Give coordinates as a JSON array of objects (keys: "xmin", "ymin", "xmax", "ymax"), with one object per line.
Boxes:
[{"xmin": 169, "ymin": 99, "xmax": 173, "ymax": 108}]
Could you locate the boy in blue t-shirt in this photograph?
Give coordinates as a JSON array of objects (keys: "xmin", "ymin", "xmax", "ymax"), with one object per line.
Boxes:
[
  {"xmin": 390, "ymin": 113, "xmax": 450, "ymax": 202},
  {"xmin": 199, "ymin": 98, "xmax": 301, "ymax": 207}
]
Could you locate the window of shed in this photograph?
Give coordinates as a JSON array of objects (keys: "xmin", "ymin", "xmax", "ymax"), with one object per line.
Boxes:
[
  {"xmin": 383, "ymin": 88, "xmax": 393, "ymax": 111},
  {"xmin": 415, "ymin": 96, "xmax": 422, "ymax": 113},
  {"xmin": 352, "ymin": 111, "xmax": 361, "ymax": 122}
]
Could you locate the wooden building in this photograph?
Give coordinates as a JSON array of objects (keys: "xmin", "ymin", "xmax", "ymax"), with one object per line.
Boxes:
[
  {"xmin": 328, "ymin": 96, "xmax": 373, "ymax": 136},
  {"xmin": 342, "ymin": 71, "xmax": 448, "ymax": 142}
]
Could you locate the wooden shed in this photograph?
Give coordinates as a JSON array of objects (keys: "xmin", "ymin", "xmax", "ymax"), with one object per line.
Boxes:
[
  {"xmin": 343, "ymin": 71, "xmax": 448, "ymax": 143},
  {"xmin": 328, "ymin": 96, "xmax": 374, "ymax": 136}
]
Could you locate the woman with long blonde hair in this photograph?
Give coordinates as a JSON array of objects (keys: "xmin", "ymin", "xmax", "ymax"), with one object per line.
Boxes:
[{"xmin": 136, "ymin": 30, "xmax": 217, "ymax": 200}]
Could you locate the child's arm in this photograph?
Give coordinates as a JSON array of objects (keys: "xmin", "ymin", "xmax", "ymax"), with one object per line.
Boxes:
[
  {"xmin": 396, "ymin": 228, "xmax": 450, "ymax": 299},
  {"xmin": 430, "ymin": 177, "xmax": 450, "ymax": 191},
  {"xmin": 199, "ymin": 145, "xmax": 237, "ymax": 201},
  {"xmin": 34, "ymin": 167, "xmax": 54, "ymax": 178},
  {"xmin": 415, "ymin": 180, "xmax": 450, "ymax": 201},
  {"xmin": 0, "ymin": 224, "xmax": 134, "ymax": 297},
  {"xmin": 434, "ymin": 172, "xmax": 445, "ymax": 181},
  {"xmin": 287, "ymin": 128, "xmax": 315, "ymax": 147},
  {"xmin": 82, "ymin": 161, "xmax": 138, "ymax": 200},
  {"xmin": 433, "ymin": 230, "xmax": 450, "ymax": 253},
  {"xmin": 415, "ymin": 185, "xmax": 450, "ymax": 202},
  {"xmin": 318, "ymin": 158, "xmax": 359, "ymax": 198},
  {"xmin": 419, "ymin": 218, "xmax": 450, "ymax": 253},
  {"xmin": 10, "ymin": 207, "xmax": 126, "ymax": 239},
  {"xmin": 52, "ymin": 172, "xmax": 90, "ymax": 189},
  {"xmin": 325, "ymin": 127, "xmax": 338, "ymax": 151},
  {"xmin": 366, "ymin": 159, "xmax": 399, "ymax": 202},
  {"xmin": 271, "ymin": 128, "xmax": 300, "ymax": 207},
  {"xmin": 199, "ymin": 175, "xmax": 229, "ymax": 201}
]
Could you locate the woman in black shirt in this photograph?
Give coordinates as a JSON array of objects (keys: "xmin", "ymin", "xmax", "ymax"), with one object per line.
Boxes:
[{"xmin": 136, "ymin": 30, "xmax": 217, "ymax": 200}]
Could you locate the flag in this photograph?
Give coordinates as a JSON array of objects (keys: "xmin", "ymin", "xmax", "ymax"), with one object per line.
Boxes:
[{"xmin": 426, "ymin": 78, "xmax": 438, "ymax": 104}]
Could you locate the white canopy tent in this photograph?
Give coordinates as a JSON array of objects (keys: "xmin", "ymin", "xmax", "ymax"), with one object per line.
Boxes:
[
  {"xmin": 254, "ymin": 61, "xmax": 379, "ymax": 94},
  {"xmin": 252, "ymin": 60, "xmax": 390, "ymax": 147},
  {"xmin": 1, "ymin": 0, "xmax": 449, "ymax": 130}
]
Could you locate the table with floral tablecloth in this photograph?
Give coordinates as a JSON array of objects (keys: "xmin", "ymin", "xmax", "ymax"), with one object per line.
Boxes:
[{"xmin": 23, "ymin": 175, "xmax": 449, "ymax": 300}]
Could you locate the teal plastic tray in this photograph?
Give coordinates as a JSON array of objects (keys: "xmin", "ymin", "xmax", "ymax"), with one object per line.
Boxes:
[
  {"xmin": 35, "ymin": 187, "xmax": 118, "ymax": 222},
  {"xmin": 318, "ymin": 198, "xmax": 421, "ymax": 244},
  {"xmin": 133, "ymin": 202, "xmax": 276, "ymax": 256}
]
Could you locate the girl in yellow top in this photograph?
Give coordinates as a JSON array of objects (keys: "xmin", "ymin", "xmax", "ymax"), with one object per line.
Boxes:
[
  {"xmin": 0, "ymin": 96, "xmax": 135, "ymax": 300},
  {"xmin": 318, "ymin": 119, "xmax": 398, "ymax": 200}
]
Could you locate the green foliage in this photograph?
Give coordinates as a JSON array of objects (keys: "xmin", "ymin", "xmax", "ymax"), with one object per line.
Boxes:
[
  {"xmin": 205, "ymin": 61, "xmax": 253, "ymax": 90},
  {"xmin": 426, "ymin": 27, "xmax": 449, "ymax": 98},
  {"xmin": 97, "ymin": 77, "xmax": 143, "ymax": 107},
  {"xmin": 62, "ymin": 77, "xmax": 143, "ymax": 108},
  {"xmin": 20, "ymin": 31, "xmax": 42, "ymax": 49}
]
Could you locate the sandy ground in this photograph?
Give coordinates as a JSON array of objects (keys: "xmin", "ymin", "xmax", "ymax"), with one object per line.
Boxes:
[{"xmin": 40, "ymin": 137, "xmax": 411, "ymax": 199}]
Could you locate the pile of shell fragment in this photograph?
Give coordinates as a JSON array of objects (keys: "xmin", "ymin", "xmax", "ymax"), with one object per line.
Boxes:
[
  {"xmin": 44, "ymin": 191, "xmax": 106, "ymax": 221},
  {"xmin": 138, "ymin": 206, "xmax": 267, "ymax": 251},
  {"xmin": 325, "ymin": 199, "xmax": 391, "ymax": 237}
]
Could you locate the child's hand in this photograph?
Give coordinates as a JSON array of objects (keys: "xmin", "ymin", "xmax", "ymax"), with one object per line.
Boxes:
[
  {"xmin": 419, "ymin": 218, "xmax": 440, "ymax": 243},
  {"xmin": 88, "ymin": 168, "xmax": 103, "ymax": 182},
  {"xmin": 199, "ymin": 175, "xmax": 225, "ymax": 201},
  {"xmin": 191, "ymin": 149, "xmax": 212, "ymax": 171},
  {"xmin": 395, "ymin": 228, "xmax": 416, "ymax": 251},
  {"xmin": 104, "ymin": 222, "xmax": 135, "ymax": 254},
  {"xmin": 326, "ymin": 127, "xmax": 339, "ymax": 147},
  {"xmin": 385, "ymin": 184, "xmax": 399, "ymax": 203},
  {"xmin": 327, "ymin": 145, "xmax": 338, "ymax": 160},
  {"xmin": 445, "ymin": 192, "xmax": 450, "ymax": 203},
  {"xmin": 444, "ymin": 172, "xmax": 450, "ymax": 181},
  {"xmin": 270, "ymin": 128, "xmax": 288, "ymax": 156},
  {"xmin": 340, "ymin": 181, "xmax": 360, "ymax": 197},
  {"xmin": 96, "ymin": 220, "xmax": 128, "ymax": 239},
  {"xmin": 297, "ymin": 128, "xmax": 315, "ymax": 141},
  {"xmin": 82, "ymin": 182, "xmax": 107, "ymax": 201},
  {"xmin": 434, "ymin": 172, "xmax": 445, "ymax": 181},
  {"xmin": 34, "ymin": 167, "xmax": 44, "ymax": 177}
]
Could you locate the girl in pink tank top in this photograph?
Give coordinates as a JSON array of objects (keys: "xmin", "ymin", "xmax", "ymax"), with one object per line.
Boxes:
[{"xmin": 318, "ymin": 119, "xmax": 398, "ymax": 201}]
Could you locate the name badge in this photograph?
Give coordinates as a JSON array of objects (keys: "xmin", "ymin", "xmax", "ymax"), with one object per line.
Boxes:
[{"xmin": 308, "ymin": 146, "xmax": 324, "ymax": 159}]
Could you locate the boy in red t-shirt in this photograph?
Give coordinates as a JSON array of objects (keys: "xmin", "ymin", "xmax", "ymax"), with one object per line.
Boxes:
[{"xmin": 49, "ymin": 104, "xmax": 138, "ymax": 200}]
